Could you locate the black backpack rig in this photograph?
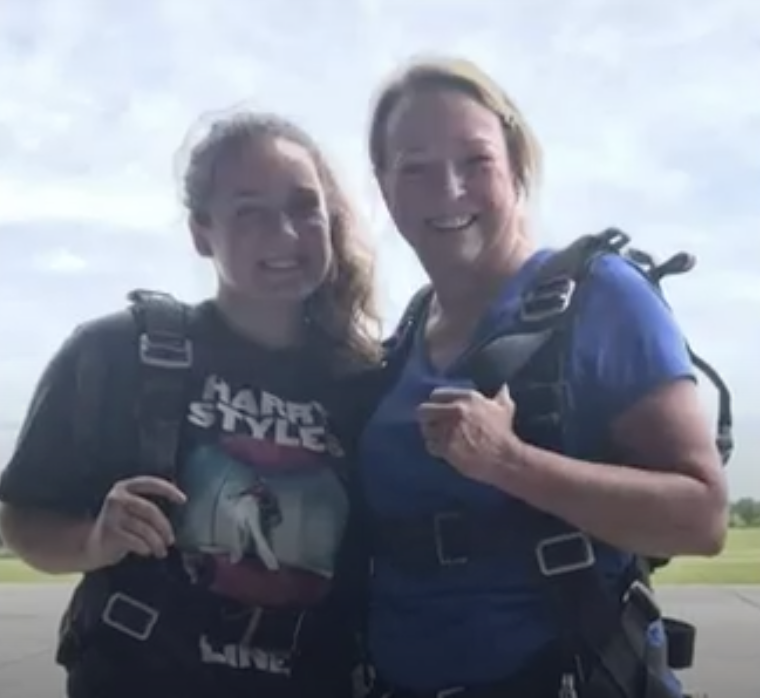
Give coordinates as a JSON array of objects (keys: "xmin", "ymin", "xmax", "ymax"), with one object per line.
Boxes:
[
  {"xmin": 56, "ymin": 293, "xmax": 351, "ymax": 691},
  {"xmin": 358, "ymin": 228, "xmax": 733, "ymax": 698}
]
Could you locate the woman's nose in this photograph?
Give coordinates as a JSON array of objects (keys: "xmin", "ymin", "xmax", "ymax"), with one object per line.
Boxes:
[
  {"xmin": 440, "ymin": 162, "xmax": 467, "ymax": 199},
  {"xmin": 270, "ymin": 213, "xmax": 299, "ymax": 241}
]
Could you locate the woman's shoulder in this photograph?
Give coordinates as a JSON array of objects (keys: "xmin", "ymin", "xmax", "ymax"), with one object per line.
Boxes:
[
  {"xmin": 568, "ymin": 251, "xmax": 695, "ymax": 419},
  {"xmin": 64, "ymin": 292, "xmax": 209, "ymax": 361},
  {"xmin": 582, "ymin": 251, "xmax": 665, "ymax": 304},
  {"xmin": 68, "ymin": 308, "xmax": 141, "ymax": 347},
  {"xmin": 569, "ymin": 251, "xmax": 685, "ymax": 347}
]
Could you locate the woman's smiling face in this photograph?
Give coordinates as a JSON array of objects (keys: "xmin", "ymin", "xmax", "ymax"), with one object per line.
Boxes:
[{"xmin": 378, "ymin": 86, "xmax": 520, "ymax": 271}]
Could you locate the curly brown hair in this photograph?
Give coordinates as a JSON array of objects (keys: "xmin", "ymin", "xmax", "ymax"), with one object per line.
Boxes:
[
  {"xmin": 368, "ymin": 55, "xmax": 543, "ymax": 201},
  {"xmin": 179, "ymin": 109, "xmax": 382, "ymax": 375}
]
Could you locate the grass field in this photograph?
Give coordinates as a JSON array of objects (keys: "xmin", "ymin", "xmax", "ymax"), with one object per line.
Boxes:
[
  {"xmin": 0, "ymin": 556, "xmax": 79, "ymax": 584},
  {"xmin": 0, "ymin": 529, "xmax": 758, "ymax": 585},
  {"xmin": 652, "ymin": 527, "xmax": 760, "ymax": 585}
]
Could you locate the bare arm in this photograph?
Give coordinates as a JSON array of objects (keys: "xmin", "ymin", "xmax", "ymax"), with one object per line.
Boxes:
[
  {"xmin": 0, "ymin": 318, "xmax": 177, "ymax": 575},
  {"xmin": 420, "ymin": 255, "xmax": 730, "ymax": 559},
  {"xmin": 495, "ymin": 378, "xmax": 728, "ymax": 558},
  {"xmin": 0, "ymin": 504, "xmax": 100, "ymax": 575},
  {"xmin": 1, "ymin": 476, "xmax": 185, "ymax": 575}
]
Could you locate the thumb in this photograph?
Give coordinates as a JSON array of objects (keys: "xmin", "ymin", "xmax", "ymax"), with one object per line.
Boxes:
[{"xmin": 494, "ymin": 383, "xmax": 512, "ymax": 406}]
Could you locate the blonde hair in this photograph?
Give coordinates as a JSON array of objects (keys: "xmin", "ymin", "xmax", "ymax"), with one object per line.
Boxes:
[
  {"xmin": 180, "ymin": 110, "xmax": 382, "ymax": 375},
  {"xmin": 368, "ymin": 55, "xmax": 543, "ymax": 199}
]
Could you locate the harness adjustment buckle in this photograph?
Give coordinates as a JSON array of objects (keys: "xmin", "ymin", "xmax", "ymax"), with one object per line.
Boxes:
[
  {"xmin": 101, "ymin": 592, "xmax": 159, "ymax": 641},
  {"xmin": 558, "ymin": 672, "xmax": 578, "ymax": 698},
  {"xmin": 623, "ymin": 579, "xmax": 661, "ymax": 625},
  {"xmin": 520, "ymin": 276, "xmax": 576, "ymax": 323},
  {"xmin": 139, "ymin": 332, "xmax": 193, "ymax": 369},
  {"xmin": 536, "ymin": 531, "xmax": 595, "ymax": 576},
  {"xmin": 433, "ymin": 511, "xmax": 469, "ymax": 566}
]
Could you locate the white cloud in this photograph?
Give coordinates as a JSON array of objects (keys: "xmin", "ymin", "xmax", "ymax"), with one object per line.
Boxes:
[
  {"xmin": 33, "ymin": 248, "xmax": 89, "ymax": 274},
  {"xmin": 0, "ymin": 0, "xmax": 758, "ymax": 496},
  {"xmin": 0, "ymin": 177, "xmax": 179, "ymax": 230}
]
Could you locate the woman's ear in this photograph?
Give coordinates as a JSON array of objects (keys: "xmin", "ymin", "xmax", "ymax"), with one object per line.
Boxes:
[{"xmin": 189, "ymin": 213, "xmax": 213, "ymax": 258}]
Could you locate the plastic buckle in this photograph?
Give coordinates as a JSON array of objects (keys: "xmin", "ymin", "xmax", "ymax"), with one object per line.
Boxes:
[
  {"xmin": 598, "ymin": 227, "xmax": 631, "ymax": 251},
  {"xmin": 433, "ymin": 512, "xmax": 468, "ymax": 566},
  {"xmin": 623, "ymin": 579, "xmax": 661, "ymax": 624},
  {"xmin": 101, "ymin": 592, "xmax": 159, "ymax": 641},
  {"xmin": 139, "ymin": 333, "xmax": 193, "ymax": 369},
  {"xmin": 536, "ymin": 532, "xmax": 595, "ymax": 576},
  {"xmin": 519, "ymin": 277, "xmax": 576, "ymax": 323},
  {"xmin": 716, "ymin": 426, "xmax": 734, "ymax": 465}
]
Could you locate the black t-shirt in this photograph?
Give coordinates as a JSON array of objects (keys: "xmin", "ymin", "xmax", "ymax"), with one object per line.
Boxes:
[{"xmin": 0, "ymin": 300, "xmax": 368, "ymax": 698}]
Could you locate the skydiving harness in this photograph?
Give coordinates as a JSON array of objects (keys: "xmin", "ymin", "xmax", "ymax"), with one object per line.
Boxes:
[
  {"xmin": 361, "ymin": 228, "xmax": 733, "ymax": 698},
  {"xmin": 56, "ymin": 293, "xmax": 317, "ymax": 682}
]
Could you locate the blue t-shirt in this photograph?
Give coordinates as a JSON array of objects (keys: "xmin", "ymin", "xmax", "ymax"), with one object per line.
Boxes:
[{"xmin": 357, "ymin": 249, "xmax": 695, "ymax": 692}]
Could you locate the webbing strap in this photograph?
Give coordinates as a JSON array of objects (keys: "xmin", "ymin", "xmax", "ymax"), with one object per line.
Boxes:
[
  {"xmin": 459, "ymin": 228, "xmax": 630, "ymax": 399},
  {"xmin": 84, "ymin": 290, "xmax": 196, "ymax": 651},
  {"xmin": 506, "ymin": 232, "xmax": 699, "ymax": 697},
  {"xmin": 127, "ymin": 289, "xmax": 193, "ymax": 482},
  {"xmin": 443, "ymin": 229, "xmax": 695, "ymax": 697},
  {"xmin": 366, "ymin": 228, "xmax": 724, "ymax": 696}
]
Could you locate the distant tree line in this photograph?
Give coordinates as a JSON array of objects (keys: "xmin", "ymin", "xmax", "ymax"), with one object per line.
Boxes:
[{"xmin": 730, "ymin": 498, "xmax": 760, "ymax": 528}]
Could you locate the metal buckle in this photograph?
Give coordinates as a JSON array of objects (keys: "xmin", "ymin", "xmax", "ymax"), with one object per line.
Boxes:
[
  {"xmin": 716, "ymin": 425, "xmax": 734, "ymax": 465},
  {"xmin": 519, "ymin": 277, "xmax": 576, "ymax": 323},
  {"xmin": 536, "ymin": 532, "xmax": 595, "ymax": 576},
  {"xmin": 138, "ymin": 332, "xmax": 193, "ymax": 369},
  {"xmin": 433, "ymin": 511, "xmax": 468, "ymax": 566},
  {"xmin": 558, "ymin": 672, "xmax": 578, "ymax": 698},
  {"xmin": 101, "ymin": 592, "xmax": 159, "ymax": 641}
]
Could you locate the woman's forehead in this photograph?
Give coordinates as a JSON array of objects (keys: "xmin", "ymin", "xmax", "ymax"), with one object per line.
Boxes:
[
  {"xmin": 384, "ymin": 88, "xmax": 503, "ymax": 150},
  {"xmin": 213, "ymin": 137, "xmax": 322, "ymax": 194}
]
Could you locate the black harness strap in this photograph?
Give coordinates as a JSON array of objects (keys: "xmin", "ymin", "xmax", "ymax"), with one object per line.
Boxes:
[
  {"xmin": 128, "ymin": 289, "xmax": 194, "ymax": 483},
  {"xmin": 57, "ymin": 290, "xmax": 201, "ymax": 673},
  {"xmin": 59, "ymin": 290, "xmax": 333, "ymax": 684},
  {"xmin": 617, "ymin": 244, "xmax": 734, "ymax": 467},
  {"xmin": 482, "ymin": 230, "xmax": 679, "ymax": 698},
  {"xmin": 368, "ymin": 228, "xmax": 732, "ymax": 698},
  {"xmin": 459, "ymin": 230, "xmax": 708, "ymax": 698},
  {"xmin": 60, "ymin": 292, "xmax": 201, "ymax": 665}
]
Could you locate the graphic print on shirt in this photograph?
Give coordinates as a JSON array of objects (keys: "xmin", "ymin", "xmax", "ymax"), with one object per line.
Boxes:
[{"xmin": 174, "ymin": 373, "xmax": 349, "ymax": 611}]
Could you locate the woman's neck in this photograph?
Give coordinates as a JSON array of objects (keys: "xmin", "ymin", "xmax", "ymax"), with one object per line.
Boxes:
[
  {"xmin": 429, "ymin": 233, "xmax": 536, "ymax": 330},
  {"xmin": 214, "ymin": 285, "xmax": 304, "ymax": 350}
]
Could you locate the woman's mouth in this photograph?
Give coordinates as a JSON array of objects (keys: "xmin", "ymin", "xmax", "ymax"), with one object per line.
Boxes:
[
  {"xmin": 260, "ymin": 257, "xmax": 301, "ymax": 272},
  {"xmin": 426, "ymin": 214, "xmax": 478, "ymax": 232}
]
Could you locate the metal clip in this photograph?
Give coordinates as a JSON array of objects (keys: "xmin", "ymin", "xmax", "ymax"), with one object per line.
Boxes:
[{"xmin": 558, "ymin": 673, "xmax": 578, "ymax": 698}]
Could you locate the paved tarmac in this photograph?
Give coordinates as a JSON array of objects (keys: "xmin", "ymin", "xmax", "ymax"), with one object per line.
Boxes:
[{"xmin": 0, "ymin": 583, "xmax": 758, "ymax": 697}]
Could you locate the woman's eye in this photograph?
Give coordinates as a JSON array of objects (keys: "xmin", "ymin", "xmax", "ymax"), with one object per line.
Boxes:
[
  {"xmin": 466, "ymin": 153, "xmax": 493, "ymax": 166},
  {"xmin": 400, "ymin": 161, "xmax": 428, "ymax": 176},
  {"xmin": 236, "ymin": 204, "xmax": 266, "ymax": 219},
  {"xmin": 292, "ymin": 198, "xmax": 322, "ymax": 219}
]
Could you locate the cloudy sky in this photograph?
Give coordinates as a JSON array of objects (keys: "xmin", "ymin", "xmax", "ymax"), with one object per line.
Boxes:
[{"xmin": 0, "ymin": 0, "xmax": 758, "ymax": 497}]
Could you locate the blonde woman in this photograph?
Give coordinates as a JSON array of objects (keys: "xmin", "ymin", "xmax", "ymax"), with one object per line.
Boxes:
[{"xmin": 355, "ymin": 57, "xmax": 728, "ymax": 698}]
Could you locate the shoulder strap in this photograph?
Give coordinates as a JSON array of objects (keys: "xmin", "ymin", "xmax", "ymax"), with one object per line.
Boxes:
[
  {"xmin": 517, "ymin": 226, "xmax": 631, "ymax": 328},
  {"xmin": 462, "ymin": 227, "xmax": 734, "ymax": 466},
  {"xmin": 384, "ymin": 284, "xmax": 434, "ymax": 355},
  {"xmin": 459, "ymin": 228, "xmax": 630, "ymax": 397},
  {"xmin": 377, "ymin": 283, "xmax": 434, "ymax": 385},
  {"xmin": 126, "ymin": 289, "xmax": 195, "ymax": 482},
  {"xmin": 618, "ymin": 244, "xmax": 734, "ymax": 466}
]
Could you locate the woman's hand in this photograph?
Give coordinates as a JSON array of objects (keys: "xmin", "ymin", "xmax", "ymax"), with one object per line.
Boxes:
[
  {"xmin": 417, "ymin": 384, "xmax": 523, "ymax": 486},
  {"xmin": 86, "ymin": 476, "xmax": 187, "ymax": 568}
]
